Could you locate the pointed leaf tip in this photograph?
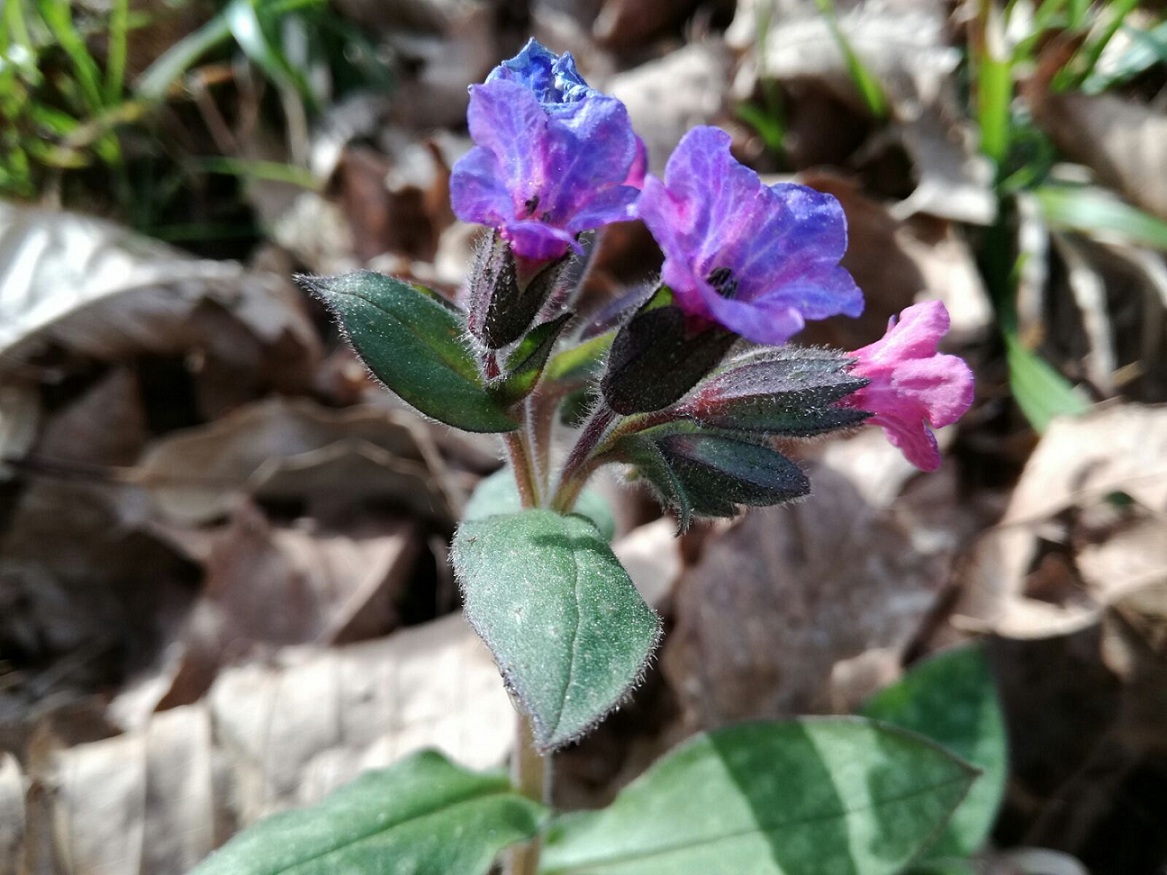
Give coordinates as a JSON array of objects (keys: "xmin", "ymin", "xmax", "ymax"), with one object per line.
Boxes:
[
  {"xmin": 299, "ymin": 271, "xmax": 517, "ymax": 433},
  {"xmin": 452, "ymin": 509, "xmax": 660, "ymax": 750}
]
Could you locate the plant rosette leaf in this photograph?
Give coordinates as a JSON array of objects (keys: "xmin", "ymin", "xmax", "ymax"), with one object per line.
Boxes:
[
  {"xmin": 452, "ymin": 509, "xmax": 661, "ymax": 751},
  {"xmin": 540, "ymin": 718, "xmax": 979, "ymax": 875},
  {"xmin": 191, "ymin": 750, "xmax": 547, "ymax": 875},
  {"xmin": 299, "ymin": 271, "xmax": 518, "ymax": 433},
  {"xmin": 861, "ymin": 644, "xmax": 1007, "ymax": 863},
  {"xmin": 463, "ymin": 468, "xmax": 616, "ymax": 542}
]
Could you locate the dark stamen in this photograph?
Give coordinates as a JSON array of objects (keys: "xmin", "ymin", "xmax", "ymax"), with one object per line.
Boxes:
[{"xmin": 707, "ymin": 267, "xmax": 738, "ymax": 299}]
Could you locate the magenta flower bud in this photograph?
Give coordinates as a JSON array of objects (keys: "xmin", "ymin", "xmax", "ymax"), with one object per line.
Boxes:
[
  {"xmin": 838, "ymin": 301, "xmax": 975, "ymax": 471},
  {"xmin": 635, "ymin": 126, "xmax": 864, "ymax": 346},
  {"xmin": 450, "ymin": 40, "xmax": 645, "ymax": 265}
]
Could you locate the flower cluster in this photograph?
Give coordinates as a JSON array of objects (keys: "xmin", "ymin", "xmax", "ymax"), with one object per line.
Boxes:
[
  {"xmin": 450, "ymin": 40, "xmax": 645, "ymax": 266},
  {"xmin": 450, "ymin": 40, "xmax": 974, "ymax": 474}
]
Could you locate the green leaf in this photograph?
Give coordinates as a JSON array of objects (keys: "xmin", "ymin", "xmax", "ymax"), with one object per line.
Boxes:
[
  {"xmin": 300, "ymin": 271, "xmax": 517, "ymax": 433},
  {"xmin": 452, "ymin": 510, "xmax": 661, "ymax": 751},
  {"xmin": 540, "ymin": 719, "xmax": 978, "ymax": 875},
  {"xmin": 464, "ymin": 468, "xmax": 616, "ymax": 543},
  {"xmin": 490, "ymin": 312, "xmax": 573, "ymax": 407},
  {"xmin": 192, "ymin": 750, "xmax": 547, "ymax": 875},
  {"xmin": 862, "ymin": 645, "xmax": 1007, "ymax": 861},
  {"xmin": 1005, "ymin": 333, "xmax": 1091, "ymax": 433}
]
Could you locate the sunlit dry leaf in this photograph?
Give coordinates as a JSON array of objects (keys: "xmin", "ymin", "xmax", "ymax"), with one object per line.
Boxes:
[
  {"xmin": 207, "ymin": 614, "xmax": 513, "ymax": 823},
  {"xmin": 113, "ymin": 502, "xmax": 419, "ymax": 722},
  {"xmin": 730, "ymin": 1, "xmax": 993, "ymax": 224},
  {"xmin": 0, "ymin": 379, "xmax": 40, "ymax": 479},
  {"xmin": 993, "ymin": 847, "xmax": 1090, "ymax": 874},
  {"xmin": 0, "ymin": 753, "xmax": 23, "ymax": 875},
  {"xmin": 889, "ymin": 110, "xmax": 996, "ymax": 226},
  {"xmin": 947, "ymin": 405, "xmax": 1167, "ymax": 640},
  {"xmin": 1027, "ymin": 89, "xmax": 1167, "ymax": 222},
  {"xmin": 1078, "ymin": 518, "xmax": 1167, "ymax": 602},
  {"xmin": 0, "ymin": 204, "xmax": 319, "ymax": 368},
  {"xmin": 1049, "ymin": 232, "xmax": 1117, "ymax": 394},
  {"xmin": 132, "ymin": 398, "xmax": 455, "ymax": 525},
  {"xmin": 612, "ymin": 517, "xmax": 682, "ymax": 608},
  {"xmin": 607, "ymin": 42, "xmax": 732, "ymax": 173},
  {"xmin": 1005, "ymin": 405, "xmax": 1167, "ymax": 522},
  {"xmin": 49, "ymin": 705, "xmax": 215, "ymax": 875},
  {"xmin": 662, "ymin": 432, "xmax": 982, "ymax": 729},
  {"xmin": 728, "ymin": 0, "xmax": 960, "ymax": 117}
]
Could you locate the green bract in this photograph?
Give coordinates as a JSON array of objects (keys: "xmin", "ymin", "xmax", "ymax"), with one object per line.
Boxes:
[
  {"xmin": 191, "ymin": 750, "xmax": 546, "ymax": 875},
  {"xmin": 452, "ymin": 509, "xmax": 660, "ymax": 751},
  {"xmin": 541, "ymin": 719, "xmax": 979, "ymax": 875},
  {"xmin": 300, "ymin": 271, "xmax": 518, "ymax": 433}
]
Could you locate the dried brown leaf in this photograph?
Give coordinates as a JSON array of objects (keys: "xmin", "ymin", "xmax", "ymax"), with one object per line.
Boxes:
[
  {"xmin": 206, "ymin": 614, "xmax": 512, "ymax": 821},
  {"xmin": 48, "ymin": 705, "xmax": 216, "ymax": 875},
  {"xmin": 0, "ymin": 753, "xmax": 23, "ymax": 875},
  {"xmin": 0, "ymin": 204, "xmax": 319, "ymax": 371},
  {"xmin": 661, "ymin": 432, "xmax": 981, "ymax": 729},
  {"xmin": 593, "ymin": 0, "xmax": 705, "ymax": 49},
  {"xmin": 1028, "ymin": 88, "xmax": 1167, "ymax": 222},
  {"xmin": 607, "ymin": 42, "xmax": 732, "ymax": 173},
  {"xmin": 0, "ymin": 379, "xmax": 40, "ymax": 479},
  {"xmin": 1005, "ymin": 404, "xmax": 1167, "ymax": 522},
  {"xmin": 946, "ymin": 405, "xmax": 1167, "ymax": 640},
  {"xmin": 131, "ymin": 398, "xmax": 456, "ymax": 525}
]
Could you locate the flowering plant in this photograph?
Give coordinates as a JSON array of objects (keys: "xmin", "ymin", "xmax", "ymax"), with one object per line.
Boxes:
[{"xmin": 196, "ymin": 40, "xmax": 995, "ymax": 875}]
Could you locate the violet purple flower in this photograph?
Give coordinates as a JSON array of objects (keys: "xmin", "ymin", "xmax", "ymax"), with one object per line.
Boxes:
[
  {"xmin": 450, "ymin": 40, "xmax": 646, "ymax": 265},
  {"xmin": 636, "ymin": 126, "xmax": 864, "ymax": 346},
  {"xmin": 838, "ymin": 301, "xmax": 975, "ymax": 471}
]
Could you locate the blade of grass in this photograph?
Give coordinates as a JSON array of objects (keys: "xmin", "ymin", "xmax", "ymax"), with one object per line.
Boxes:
[
  {"xmin": 1035, "ymin": 185, "xmax": 1167, "ymax": 251},
  {"xmin": 813, "ymin": 0, "xmax": 889, "ymax": 118},
  {"xmin": 975, "ymin": 1, "xmax": 1013, "ymax": 168},
  {"xmin": 35, "ymin": 0, "xmax": 105, "ymax": 111},
  {"xmin": 224, "ymin": 0, "xmax": 316, "ymax": 108},
  {"xmin": 103, "ymin": 0, "xmax": 129, "ymax": 103},
  {"xmin": 1082, "ymin": 18, "xmax": 1167, "ymax": 93},
  {"xmin": 194, "ymin": 156, "xmax": 320, "ymax": 189},
  {"xmin": 134, "ymin": 0, "xmax": 323, "ymax": 99},
  {"xmin": 1005, "ymin": 333, "xmax": 1091, "ymax": 432},
  {"xmin": 1073, "ymin": 0, "xmax": 1142, "ymax": 87}
]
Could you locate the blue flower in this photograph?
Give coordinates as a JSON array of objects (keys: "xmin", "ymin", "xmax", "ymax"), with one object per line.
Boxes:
[
  {"xmin": 636, "ymin": 126, "xmax": 864, "ymax": 346},
  {"xmin": 485, "ymin": 39, "xmax": 595, "ymax": 109},
  {"xmin": 450, "ymin": 40, "xmax": 645, "ymax": 265}
]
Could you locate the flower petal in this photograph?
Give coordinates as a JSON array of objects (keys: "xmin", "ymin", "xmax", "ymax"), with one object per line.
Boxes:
[
  {"xmin": 638, "ymin": 126, "xmax": 864, "ymax": 342},
  {"xmin": 839, "ymin": 301, "xmax": 975, "ymax": 471}
]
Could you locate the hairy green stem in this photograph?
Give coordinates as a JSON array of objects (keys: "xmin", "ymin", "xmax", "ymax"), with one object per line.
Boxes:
[
  {"xmin": 504, "ymin": 429, "xmax": 541, "ymax": 508},
  {"xmin": 551, "ymin": 403, "xmax": 617, "ymax": 513},
  {"xmin": 505, "ymin": 714, "xmax": 549, "ymax": 875}
]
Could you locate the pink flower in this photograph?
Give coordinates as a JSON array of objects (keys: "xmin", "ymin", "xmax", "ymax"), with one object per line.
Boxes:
[{"xmin": 839, "ymin": 301, "xmax": 974, "ymax": 471}]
